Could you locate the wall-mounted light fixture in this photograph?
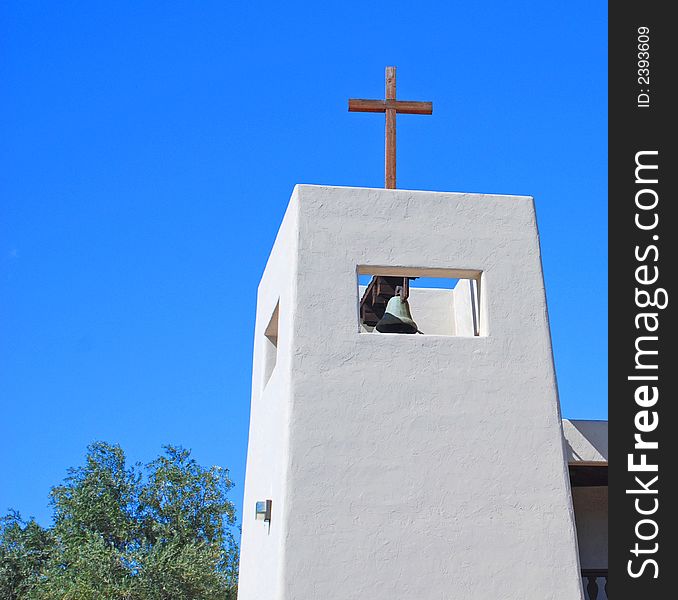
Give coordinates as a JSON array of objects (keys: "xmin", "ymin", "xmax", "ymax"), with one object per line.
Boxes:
[{"xmin": 255, "ymin": 499, "xmax": 272, "ymax": 523}]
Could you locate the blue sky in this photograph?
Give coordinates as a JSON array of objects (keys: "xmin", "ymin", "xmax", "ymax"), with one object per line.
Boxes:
[{"xmin": 1, "ymin": 1, "xmax": 607, "ymax": 528}]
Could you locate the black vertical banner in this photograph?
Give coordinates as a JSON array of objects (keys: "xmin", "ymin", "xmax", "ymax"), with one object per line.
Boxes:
[{"xmin": 609, "ymin": 3, "xmax": 676, "ymax": 599}]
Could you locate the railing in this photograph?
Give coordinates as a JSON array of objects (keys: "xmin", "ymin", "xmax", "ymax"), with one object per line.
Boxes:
[{"xmin": 582, "ymin": 569, "xmax": 608, "ymax": 600}]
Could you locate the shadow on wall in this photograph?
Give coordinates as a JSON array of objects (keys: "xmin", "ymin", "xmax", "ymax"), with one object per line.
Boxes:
[{"xmin": 563, "ymin": 420, "xmax": 608, "ymax": 463}]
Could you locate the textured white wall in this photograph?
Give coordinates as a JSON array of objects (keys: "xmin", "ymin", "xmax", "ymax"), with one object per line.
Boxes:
[
  {"xmin": 453, "ymin": 278, "xmax": 477, "ymax": 336},
  {"xmin": 572, "ymin": 487, "xmax": 608, "ymax": 569},
  {"xmin": 563, "ymin": 420, "xmax": 608, "ymax": 462},
  {"xmin": 237, "ymin": 197, "xmax": 299, "ymax": 600},
  {"xmin": 239, "ymin": 185, "xmax": 583, "ymax": 600},
  {"xmin": 563, "ymin": 420, "xmax": 608, "ymax": 572}
]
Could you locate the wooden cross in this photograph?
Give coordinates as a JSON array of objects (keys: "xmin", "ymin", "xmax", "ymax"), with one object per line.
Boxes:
[{"xmin": 349, "ymin": 66, "xmax": 432, "ymax": 189}]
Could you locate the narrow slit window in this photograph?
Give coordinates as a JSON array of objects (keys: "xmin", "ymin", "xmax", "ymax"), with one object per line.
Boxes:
[
  {"xmin": 358, "ymin": 268, "xmax": 482, "ymax": 337},
  {"xmin": 263, "ymin": 302, "xmax": 279, "ymax": 387}
]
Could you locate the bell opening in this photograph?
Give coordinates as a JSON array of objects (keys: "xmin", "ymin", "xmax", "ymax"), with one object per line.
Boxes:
[{"xmin": 358, "ymin": 269, "xmax": 482, "ymax": 337}]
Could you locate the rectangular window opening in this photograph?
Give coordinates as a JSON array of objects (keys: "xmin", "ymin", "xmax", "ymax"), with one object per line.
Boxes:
[{"xmin": 358, "ymin": 267, "xmax": 483, "ymax": 337}]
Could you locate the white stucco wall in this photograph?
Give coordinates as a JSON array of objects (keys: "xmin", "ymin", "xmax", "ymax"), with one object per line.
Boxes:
[
  {"xmin": 239, "ymin": 185, "xmax": 583, "ymax": 600},
  {"xmin": 453, "ymin": 278, "xmax": 477, "ymax": 336},
  {"xmin": 237, "ymin": 198, "xmax": 298, "ymax": 600},
  {"xmin": 563, "ymin": 420, "xmax": 608, "ymax": 573},
  {"xmin": 572, "ymin": 486, "xmax": 608, "ymax": 569},
  {"xmin": 563, "ymin": 420, "xmax": 608, "ymax": 463}
]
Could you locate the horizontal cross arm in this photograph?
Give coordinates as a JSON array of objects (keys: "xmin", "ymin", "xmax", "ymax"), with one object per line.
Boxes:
[
  {"xmin": 348, "ymin": 99, "xmax": 386, "ymax": 113},
  {"xmin": 348, "ymin": 98, "xmax": 433, "ymax": 115},
  {"xmin": 392, "ymin": 100, "xmax": 433, "ymax": 115}
]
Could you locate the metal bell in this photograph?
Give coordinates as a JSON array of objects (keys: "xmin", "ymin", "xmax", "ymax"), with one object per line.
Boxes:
[{"xmin": 375, "ymin": 295, "xmax": 418, "ymax": 334}]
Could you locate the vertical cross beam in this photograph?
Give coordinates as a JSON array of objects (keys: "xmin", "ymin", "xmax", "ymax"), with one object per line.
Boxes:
[
  {"xmin": 348, "ymin": 67, "xmax": 432, "ymax": 189},
  {"xmin": 385, "ymin": 67, "xmax": 397, "ymax": 189}
]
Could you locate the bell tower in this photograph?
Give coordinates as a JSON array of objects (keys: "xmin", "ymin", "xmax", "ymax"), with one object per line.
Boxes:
[{"xmin": 237, "ymin": 184, "xmax": 583, "ymax": 599}]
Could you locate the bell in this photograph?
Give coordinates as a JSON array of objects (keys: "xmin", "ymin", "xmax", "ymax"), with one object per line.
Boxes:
[{"xmin": 375, "ymin": 295, "xmax": 418, "ymax": 334}]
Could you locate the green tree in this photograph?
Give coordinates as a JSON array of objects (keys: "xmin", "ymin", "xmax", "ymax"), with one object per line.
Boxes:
[
  {"xmin": 0, "ymin": 442, "xmax": 238, "ymax": 600},
  {"xmin": 0, "ymin": 511, "xmax": 53, "ymax": 600}
]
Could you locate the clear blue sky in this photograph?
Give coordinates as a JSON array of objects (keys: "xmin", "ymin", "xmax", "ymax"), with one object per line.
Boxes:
[{"xmin": 1, "ymin": 1, "xmax": 607, "ymax": 528}]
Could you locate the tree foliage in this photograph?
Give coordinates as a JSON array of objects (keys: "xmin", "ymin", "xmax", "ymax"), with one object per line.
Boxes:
[{"xmin": 0, "ymin": 442, "xmax": 238, "ymax": 600}]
